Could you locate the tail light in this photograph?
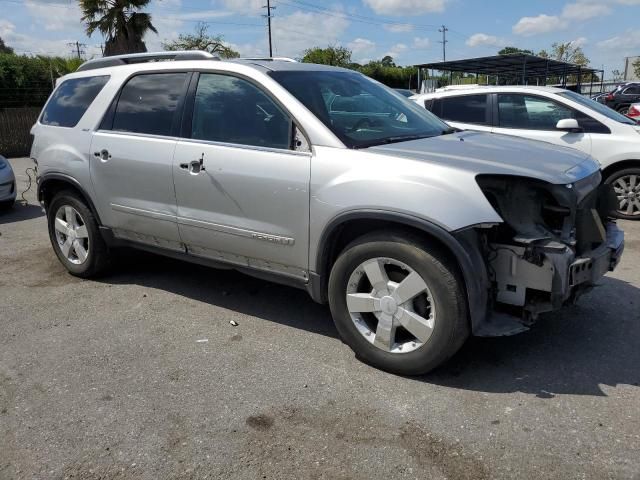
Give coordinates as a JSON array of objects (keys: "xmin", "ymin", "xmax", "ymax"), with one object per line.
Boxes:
[
  {"xmin": 628, "ymin": 105, "xmax": 640, "ymax": 117},
  {"xmin": 605, "ymin": 93, "xmax": 614, "ymax": 101}
]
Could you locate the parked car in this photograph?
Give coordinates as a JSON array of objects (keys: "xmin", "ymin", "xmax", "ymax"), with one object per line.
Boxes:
[
  {"xmin": 626, "ymin": 103, "xmax": 640, "ymax": 121},
  {"xmin": 411, "ymin": 86, "xmax": 640, "ymax": 219},
  {"xmin": 0, "ymin": 155, "xmax": 16, "ymax": 209},
  {"xmin": 603, "ymin": 82, "xmax": 640, "ymax": 114},
  {"xmin": 394, "ymin": 88, "xmax": 415, "ymax": 98},
  {"xmin": 31, "ymin": 52, "xmax": 624, "ymax": 375}
]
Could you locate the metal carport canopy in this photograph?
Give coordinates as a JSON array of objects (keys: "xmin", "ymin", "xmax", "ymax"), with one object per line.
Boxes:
[{"xmin": 415, "ymin": 53, "xmax": 601, "ymax": 78}]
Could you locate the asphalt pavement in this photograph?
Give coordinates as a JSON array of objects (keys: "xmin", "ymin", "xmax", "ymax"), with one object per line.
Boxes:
[{"xmin": 1, "ymin": 157, "xmax": 639, "ymax": 479}]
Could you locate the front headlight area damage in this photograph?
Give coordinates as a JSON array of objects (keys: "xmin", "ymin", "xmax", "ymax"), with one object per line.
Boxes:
[{"xmin": 467, "ymin": 172, "xmax": 624, "ymax": 336}]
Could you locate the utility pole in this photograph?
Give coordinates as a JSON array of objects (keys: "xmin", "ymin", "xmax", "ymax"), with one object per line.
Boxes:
[
  {"xmin": 263, "ymin": 0, "xmax": 275, "ymax": 57},
  {"xmin": 438, "ymin": 25, "xmax": 448, "ymax": 62},
  {"xmin": 68, "ymin": 41, "xmax": 86, "ymax": 60}
]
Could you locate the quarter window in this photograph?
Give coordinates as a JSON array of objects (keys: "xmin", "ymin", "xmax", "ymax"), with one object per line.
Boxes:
[
  {"xmin": 112, "ymin": 73, "xmax": 188, "ymax": 136},
  {"xmin": 498, "ymin": 94, "xmax": 576, "ymax": 130},
  {"xmin": 40, "ymin": 76, "xmax": 109, "ymax": 127},
  {"xmin": 190, "ymin": 73, "xmax": 291, "ymax": 150},
  {"xmin": 434, "ymin": 95, "xmax": 488, "ymax": 125}
]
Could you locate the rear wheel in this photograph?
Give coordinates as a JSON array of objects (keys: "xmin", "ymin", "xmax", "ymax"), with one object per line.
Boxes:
[
  {"xmin": 605, "ymin": 168, "xmax": 640, "ymax": 219},
  {"xmin": 47, "ymin": 191, "xmax": 111, "ymax": 277},
  {"xmin": 617, "ymin": 105, "xmax": 630, "ymax": 115},
  {"xmin": 328, "ymin": 232, "xmax": 469, "ymax": 375}
]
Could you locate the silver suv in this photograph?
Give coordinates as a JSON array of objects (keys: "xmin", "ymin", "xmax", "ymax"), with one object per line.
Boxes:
[{"xmin": 31, "ymin": 52, "xmax": 624, "ymax": 375}]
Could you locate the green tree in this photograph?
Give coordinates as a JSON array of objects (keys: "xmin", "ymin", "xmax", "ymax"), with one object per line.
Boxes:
[
  {"xmin": 301, "ymin": 46, "xmax": 352, "ymax": 67},
  {"xmin": 162, "ymin": 22, "xmax": 239, "ymax": 59},
  {"xmin": 547, "ymin": 41, "xmax": 589, "ymax": 66},
  {"xmin": 80, "ymin": 0, "xmax": 157, "ymax": 57},
  {"xmin": 633, "ymin": 59, "xmax": 640, "ymax": 79},
  {"xmin": 498, "ymin": 46, "xmax": 534, "ymax": 56},
  {"xmin": 0, "ymin": 37, "xmax": 13, "ymax": 55},
  {"xmin": 380, "ymin": 55, "xmax": 395, "ymax": 67}
]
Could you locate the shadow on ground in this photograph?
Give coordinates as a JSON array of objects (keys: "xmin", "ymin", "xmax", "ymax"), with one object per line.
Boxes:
[
  {"xmin": 100, "ymin": 249, "xmax": 640, "ymax": 397},
  {"xmin": 0, "ymin": 202, "xmax": 44, "ymax": 225}
]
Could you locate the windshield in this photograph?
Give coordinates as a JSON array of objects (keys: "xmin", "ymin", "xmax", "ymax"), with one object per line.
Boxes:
[
  {"xmin": 558, "ymin": 90, "xmax": 636, "ymax": 125},
  {"xmin": 269, "ymin": 70, "xmax": 450, "ymax": 148}
]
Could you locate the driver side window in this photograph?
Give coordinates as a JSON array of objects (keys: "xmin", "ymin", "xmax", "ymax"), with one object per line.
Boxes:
[{"xmin": 191, "ymin": 73, "xmax": 292, "ymax": 150}]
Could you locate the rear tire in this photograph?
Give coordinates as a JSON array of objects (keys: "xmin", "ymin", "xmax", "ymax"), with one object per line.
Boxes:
[
  {"xmin": 604, "ymin": 167, "xmax": 640, "ymax": 220},
  {"xmin": 617, "ymin": 105, "xmax": 630, "ymax": 115},
  {"xmin": 328, "ymin": 231, "xmax": 469, "ymax": 375},
  {"xmin": 47, "ymin": 190, "xmax": 111, "ymax": 277}
]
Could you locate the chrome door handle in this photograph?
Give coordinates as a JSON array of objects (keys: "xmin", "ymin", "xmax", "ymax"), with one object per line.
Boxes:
[{"xmin": 93, "ymin": 149, "xmax": 111, "ymax": 161}]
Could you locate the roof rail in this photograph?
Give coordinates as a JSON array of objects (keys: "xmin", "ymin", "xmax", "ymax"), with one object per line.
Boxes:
[
  {"xmin": 76, "ymin": 50, "xmax": 219, "ymax": 72},
  {"xmin": 238, "ymin": 57, "xmax": 297, "ymax": 63}
]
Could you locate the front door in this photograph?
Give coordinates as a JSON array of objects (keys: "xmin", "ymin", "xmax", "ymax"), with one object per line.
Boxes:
[
  {"xmin": 90, "ymin": 72, "xmax": 190, "ymax": 250},
  {"xmin": 172, "ymin": 72, "xmax": 311, "ymax": 280},
  {"xmin": 491, "ymin": 93, "xmax": 592, "ymax": 155}
]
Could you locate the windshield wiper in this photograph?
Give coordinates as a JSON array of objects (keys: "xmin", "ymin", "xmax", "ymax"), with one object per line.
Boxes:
[{"xmin": 355, "ymin": 133, "xmax": 436, "ymax": 148}]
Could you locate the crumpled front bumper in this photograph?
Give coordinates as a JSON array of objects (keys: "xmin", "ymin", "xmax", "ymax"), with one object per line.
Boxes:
[{"xmin": 482, "ymin": 221, "xmax": 624, "ymax": 335}]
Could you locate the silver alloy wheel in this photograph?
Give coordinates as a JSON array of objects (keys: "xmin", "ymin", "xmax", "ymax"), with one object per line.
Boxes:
[
  {"xmin": 54, "ymin": 205, "xmax": 90, "ymax": 265},
  {"xmin": 346, "ymin": 257, "xmax": 436, "ymax": 354},
  {"xmin": 613, "ymin": 174, "xmax": 640, "ymax": 216}
]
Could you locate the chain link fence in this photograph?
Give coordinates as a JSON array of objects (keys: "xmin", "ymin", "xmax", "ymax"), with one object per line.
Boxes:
[{"xmin": 0, "ymin": 87, "xmax": 51, "ymax": 158}]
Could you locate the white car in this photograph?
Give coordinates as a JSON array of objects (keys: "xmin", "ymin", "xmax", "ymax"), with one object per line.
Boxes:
[{"xmin": 411, "ymin": 86, "xmax": 640, "ymax": 219}]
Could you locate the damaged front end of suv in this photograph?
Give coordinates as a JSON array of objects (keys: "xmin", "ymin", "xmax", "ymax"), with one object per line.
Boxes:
[{"xmin": 467, "ymin": 170, "xmax": 624, "ymax": 336}]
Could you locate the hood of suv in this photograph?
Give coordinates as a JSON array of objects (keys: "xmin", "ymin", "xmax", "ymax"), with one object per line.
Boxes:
[{"xmin": 366, "ymin": 130, "xmax": 599, "ymax": 184}]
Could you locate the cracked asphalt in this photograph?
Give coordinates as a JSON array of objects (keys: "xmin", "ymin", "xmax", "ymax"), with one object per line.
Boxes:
[{"xmin": 1, "ymin": 157, "xmax": 639, "ymax": 479}]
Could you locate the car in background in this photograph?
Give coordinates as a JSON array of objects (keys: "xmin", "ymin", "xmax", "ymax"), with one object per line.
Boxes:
[
  {"xmin": 411, "ymin": 85, "xmax": 640, "ymax": 219},
  {"xmin": 626, "ymin": 103, "xmax": 640, "ymax": 122},
  {"xmin": 394, "ymin": 88, "xmax": 415, "ymax": 98},
  {"xmin": 604, "ymin": 82, "xmax": 640, "ymax": 114},
  {"xmin": 0, "ymin": 155, "xmax": 16, "ymax": 210}
]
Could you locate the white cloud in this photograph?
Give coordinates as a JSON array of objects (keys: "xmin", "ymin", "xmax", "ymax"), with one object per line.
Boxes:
[
  {"xmin": 24, "ymin": 0, "xmax": 82, "ymax": 32},
  {"xmin": 363, "ymin": 0, "xmax": 446, "ymax": 16},
  {"xmin": 348, "ymin": 37, "xmax": 376, "ymax": 55},
  {"xmin": 598, "ymin": 29, "xmax": 640, "ymax": 50},
  {"xmin": 465, "ymin": 33, "xmax": 505, "ymax": 48},
  {"xmin": 512, "ymin": 14, "xmax": 568, "ymax": 36},
  {"xmin": 571, "ymin": 36, "xmax": 588, "ymax": 47},
  {"xmin": 513, "ymin": 0, "xmax": 640, "ymax": 37},
  {"xmin": 384, "ymin": 24, "xmax": 413, "ymax": 33},
  {"xmin": 561, "ymin": 2, "xmax": 611, "ymax": 20},
  {"xmin": 383, "ymin": 43, "xmax": 407, "ymax": 60},
  {"xmin": 269, "ymin": 11, "xmax": 350, "ymax": 58},
  {"xmin": 219, "ymin": 0, "xmax": 264, "ymax": 15},
  {"xmin": 413, "ymin": 37, "xmax": 430, "ymax": 49}
]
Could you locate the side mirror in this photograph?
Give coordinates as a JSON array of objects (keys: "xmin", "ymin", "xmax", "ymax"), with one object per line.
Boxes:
[{"xmin": 556, "ymin": 118, "xmax": 582, "ymax": 133}]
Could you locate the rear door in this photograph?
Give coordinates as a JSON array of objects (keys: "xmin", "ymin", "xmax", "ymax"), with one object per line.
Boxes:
[
  {"xmin": 430, "ymin": 93, "xmax": 492, "ymax": 132},
  {"xmin": 491, "ymin": 93, "xmax": 592, "ymax": 155},
  {"xmin": 172, "ymin": 72, "xmax": 311, "ymax": 280},
  {"xmin": 90, "ymin": 72, "xmax": 190, "ymax": 250}
]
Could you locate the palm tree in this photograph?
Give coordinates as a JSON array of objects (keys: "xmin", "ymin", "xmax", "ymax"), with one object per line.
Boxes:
[{"xmin": 79, "ymin": 0, "xmax": 158, "ymax": 57}]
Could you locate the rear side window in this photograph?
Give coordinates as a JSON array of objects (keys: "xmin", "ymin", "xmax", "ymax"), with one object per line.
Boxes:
[
  {"xmin": 112, "ymin": 73, "xmax": 188, "ymax": 136},
  {"xmin": 434, "ymin": 94, "xmax": 488, "ymax": 125},
  {"xmin": 40, "ymin": 76, "xmax": 109, "ymax": 127},
  {"xmin": 622, "ymin": 86, "xmax": 640, "ymax": 95}
]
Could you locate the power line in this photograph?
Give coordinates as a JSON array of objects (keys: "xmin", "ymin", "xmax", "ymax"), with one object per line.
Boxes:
[{"xmin": 263, "ymin": 0, "xmax": 276, "ymax": 57}]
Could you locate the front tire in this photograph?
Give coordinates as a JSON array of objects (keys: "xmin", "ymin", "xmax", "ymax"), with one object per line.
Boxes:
[
  {"xmin": 47, "ymin": 190, "xmax": 111, "ymax": 277},
  {"xmin": 328, "ymin": 232, "xmax": 469, "ymax": 375},
  {"xmin": 605, "ymin": 168, "xmax": 640, "ymax": 219}
]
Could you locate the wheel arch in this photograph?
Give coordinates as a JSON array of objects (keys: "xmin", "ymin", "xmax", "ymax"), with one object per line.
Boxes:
[
  {"xmin": 38, "ymin": 173, "xmax": 102, "ymax": 225},
  {"xmin": 601, "ymin": 159, "xmax": 640, "ymax": 183},
  {"xmin": 310, "ymin": 210, "xmax": 489, "ymax": 330}
]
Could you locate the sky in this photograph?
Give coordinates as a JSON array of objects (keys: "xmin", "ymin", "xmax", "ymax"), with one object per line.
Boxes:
[{"xmin": 0, "ymin": 0, "xmax": 639, "ymax": 76}]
